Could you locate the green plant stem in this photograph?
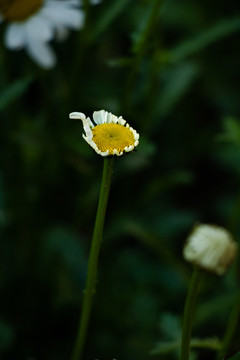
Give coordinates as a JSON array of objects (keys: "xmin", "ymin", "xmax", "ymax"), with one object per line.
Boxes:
[
  {"xmin": 180, "ymin": 267, "xmax": 203, "ymax": 360},
  {"xmin": 71, "ymin": 157, "xmax": 114, "ymax": 360},
  {"xmin": 217, "ymin": 288, "xmax": 240, "ymax": 359},
  {"xmin": 121, "ymin": 0, "xmax": 165, "ymax": 112}
]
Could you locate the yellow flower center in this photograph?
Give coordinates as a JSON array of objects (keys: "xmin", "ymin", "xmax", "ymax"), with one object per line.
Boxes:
[
  {"xmin": 0, "ymin": 0, "xmax": 43, "ymax": 22},
  {"xmin": 92, "ymin": 123, "xmax": 135, "ymax": 154}
]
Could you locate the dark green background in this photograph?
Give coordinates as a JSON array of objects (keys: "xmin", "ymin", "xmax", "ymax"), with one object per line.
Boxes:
[{"xmin": 1, "ymin": 0, "xmax": 240, "ymax": 359}]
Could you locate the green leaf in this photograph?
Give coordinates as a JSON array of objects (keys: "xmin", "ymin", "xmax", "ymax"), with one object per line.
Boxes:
[
  {"xmin": 195, "ymin": 292, "xmax": 237, "ymax": 327},
  {"xmin": 159, "ymin": 313, "xmax": 181, "ymax": 340},
  {"xmin": 90, "ymin": 0, "xmax": 132, "ymax": 41},
  {"xmin": 150, "ymin": 337, "xmax": 221, "ymax": 355},
  {"xmin": 150, "ymin": 340, "xmax": 180, "ymax": 355},
  {"xmin": 191, "ymin": 337, "xmax": 222, "ymax": 350},
  {"xmin": 169, "ymin": 16, "xmax": 240, "ymax": 63},
  {"xmin": 217, "ymin": 117, "xmax": 240, "ymax": 146},
  {"xmin": 107, "ymin": 57, "xmax": 133, "ymax": 68},
  {"xmin": 0, "ymin": 77, "xmax": 32, "ymax": 111},
  {"xmin": 0, "ymin": 319, "xmax": 14, "ymax": 353},
  {"xmin": 155, "ymin": 62, "xmax": 199, "ymax": 116}
]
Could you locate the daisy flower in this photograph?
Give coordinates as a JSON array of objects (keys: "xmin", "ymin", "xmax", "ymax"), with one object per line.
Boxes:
[
  {"xmin": 0, "ymin": 0, "xmax": 97, "ymax": 69},
  {"xmin": 70, "ymin": 110, "xmax": 140, "ymax": 156}
]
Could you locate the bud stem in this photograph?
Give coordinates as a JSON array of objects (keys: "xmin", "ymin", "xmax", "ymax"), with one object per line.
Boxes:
[{"xmin": 180, "ymin": 266, "xmax": 203, "ymax": 360}]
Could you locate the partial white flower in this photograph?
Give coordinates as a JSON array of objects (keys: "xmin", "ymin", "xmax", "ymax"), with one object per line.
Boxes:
[
  {"xmin": 0, "ymin": 0, "xmax": 87, "ymax": 69},
  {"xmin": 70, "ymin": 110, "xmax": 140, "ymax": 157},
  {"xmin": 183, "ymin": 224, "xmax": 238, "ymax": 275}
]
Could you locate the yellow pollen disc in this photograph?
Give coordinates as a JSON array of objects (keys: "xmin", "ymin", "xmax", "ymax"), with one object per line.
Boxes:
[
  {"xmin": 92, "ymin": 123, "xmax": 135, "ymax": 154},
  {"xmin": 0, "ymin": 0, "xmax": 43, "ymax": 22}
]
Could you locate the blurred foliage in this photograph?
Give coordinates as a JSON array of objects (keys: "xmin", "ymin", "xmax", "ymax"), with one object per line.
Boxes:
[{"xmin": 1, "ymin": 0, "xmax": 240, "ymax": 359}]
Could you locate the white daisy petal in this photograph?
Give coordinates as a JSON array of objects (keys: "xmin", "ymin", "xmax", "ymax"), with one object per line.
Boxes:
[
  {"xmin": 46, "ymin": 0, "xmax": 80, "ymax": 9},
  {"xmin": 26, "ymin": 40, "xmax": 56, "ymax": 69},
  {"xmin": 90, "ymin": 0, "xmax": 102, "ymax": 5},
  {"xmin": 93, "ymin": 110, "xmax": 105, "ymax": 125},
  {"xmin": 82, "ymin": 118, "xmax": 94, "ymax": 139},
  {"xmin": 25, "ymin": 15, "xmax": 53, "ymax": 42},
  {"xmin": 41, "ymin": 7, "xmax": 84, "ymax": 29},
  {"xmin": 4, "ymin": 24, "xmax": 26, "ymax": 49},
  {"xmin": 70, "ymin": 112, "xmax": 86, "ymax": 120}
]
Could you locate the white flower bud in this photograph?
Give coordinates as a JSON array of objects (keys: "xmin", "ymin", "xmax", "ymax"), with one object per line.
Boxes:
[{"xmin": 183, "ymin": 224, "xmax": 238, "ymax": 275}]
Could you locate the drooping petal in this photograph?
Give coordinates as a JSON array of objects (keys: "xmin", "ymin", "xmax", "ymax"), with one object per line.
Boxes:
[
  {"xmin": 70, "ymin": 112, "xmax": 86, "ymax": 120},
  {"xmin": 82, "ymin": 117, "xmax": 95, "ymax": 139},
  {"xmin": 4, "ymin": 23, "xmax": 26, "ymax": 49},
  {"xmin": 69, "ymin": 113, "xmax": 94, "ymax": 137}
]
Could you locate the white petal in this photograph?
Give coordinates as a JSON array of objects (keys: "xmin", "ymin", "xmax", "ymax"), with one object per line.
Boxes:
[
  {"xmin": 4, "ymin": 24, "xmax": 26, "ymax": 49},
  {"xmin": 26, "ymin": 40, "xmax": 56, "ymax": 69},
  {"xmin": 108, "ymin": 113, "xmax": 118, "ymax": 123},
  {"xmin": 45, "ymin": 0, "xmax": 80, "ymax": 9},
  {"xmin": 93, "ymin": 110, "xmax": 107, "ymax": 125},
  {"xmin": 41, "ymin": 7, "xmax": 85, "ymax": 29},
  {"xmin": 90, "ymin": 0, "xmax": 102, "ymax": 4},
  {"xmin": 25, "ymin": 15, "xmax": 53, "ymax": 42},
  {"xmin": 118, "ymin": 118, "xmax": 126, "ymax": 125},
  {"xmin": 70, "ymin": 112, "xmax": 86, "ymax": 120},
  {"xmin": 82, "ymin": 117, "xmax": 94, "ymax": 137}
]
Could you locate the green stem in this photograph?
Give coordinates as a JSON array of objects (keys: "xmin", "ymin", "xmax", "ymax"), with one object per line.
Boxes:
[
  {"xmin": 71, "ymin": 157, "xmax": 114, "ymax": 360},
  {"xmin": 180, "ymin": 267, "xmax": 203, "ymax": 360},
  {"xmin": 121, "ymin": 0, "xmax": 165, "ymax": 112},
  {"xmin": 217, "ymin": 288, "xmax": 240, "ymax": 359}
]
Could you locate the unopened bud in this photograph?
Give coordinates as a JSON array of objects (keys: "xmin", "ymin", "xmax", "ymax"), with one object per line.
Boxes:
[{"xmin": 183, "ymin": 224, "xmax": 238, "ymax": 275}]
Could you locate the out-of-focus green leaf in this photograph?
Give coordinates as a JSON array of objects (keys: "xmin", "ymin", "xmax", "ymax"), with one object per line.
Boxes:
[
  {"xmin": 169, "ymin": 16, "xmax": 240, "ymax": 63},
  {"xmin": 43, "ymin": 226, "xmax": 87, "ymax": 283},
  {"xmin": 90, "ymin": 0, "xmax": 132, "ymax": 40},
  {"xmin": 155, "ymin": 62, "xmax": 199, "ymax": 116},
  {"xmin": 150, "ymin": 337, "xmax": 221, "ymax": 355},
  {"xmin": 217, "ymin": 117, "xmax": 240, "ymax": 146},
  {"xmin": 191, "ymin": 337, "xmax": 221, "ymax": 350},
  {"xmin": 107, "ymin": 57, "xmax": 133, "ymax": 68},
  {"xmin": 195, "ymin": 292, "xmax": 237, "ymax": 326},
  {"xmin": 159, "ymin": 313, "xmax": 181, "ymax": 340},
  {"xmin": 150, "ymin": 340, "xmax": 180, "ymax": 355},
  {"xmin": 0, "ymin": 77, "xmax": 32, "ymax": 111},
  {"xmin": 0, "ymin": 319, "xmax": 14, "ymax": 353}
]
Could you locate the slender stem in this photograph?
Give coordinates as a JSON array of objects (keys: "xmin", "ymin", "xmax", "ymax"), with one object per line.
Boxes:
[
  {"xmin": 121, "ymin": 0, "xmax": 165, "ymax": 112},
  {"xmin": 217, "ymin": 288, "xmax": 240, "ymax": 359},
  {"xmin": 71, "ymin": 157, "xmax": 114, "ymax": 360},
  {"xmin": 180, "ymin": 267, "xmax": 203, "ymax": 360}
]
